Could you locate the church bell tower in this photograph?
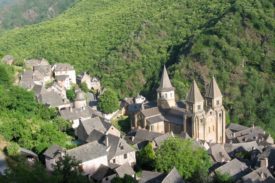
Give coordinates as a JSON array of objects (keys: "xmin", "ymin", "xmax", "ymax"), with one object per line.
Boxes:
[{"xmin": 157, "ymin": 66, "xmax": 176, "ymax": 109}]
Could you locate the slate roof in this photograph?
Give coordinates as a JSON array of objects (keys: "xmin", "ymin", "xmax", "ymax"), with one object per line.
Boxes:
[
  {"xmin": 214, "ymin": 159, "xmax": 249, "ymax": 181},
  {"xmin": 205, "ymin": 76, "xmax": 222, "ymax": 99},
  {"xmin": 258, "ymin": 145, "xmax": 275, "ymax": 168},
  {"xmin": 141, "ymin": 107, "xmax": 161, "ymax": 117},
  {"xmin": 153, "ymin": 133, "xmax": 173, "ymax": 147},
  {"xmin": 132, "ymin": 129, "xmax": 162, "ymax": 144},
  {"xmin": 139, "ymin": 171, "xmax": 166, "ymax": 183},
  {"xmin": 66, "ymin": 141, "xmax": 107, "ymax": 162},
  {"xmin": 208, "ymin": 144, "xmax": 231, "ymax": 163},
  {"xmin": 38, "ymin": 90, "xmax": 68, "ymax": 107},
  {"xmin": 105, "ymin": 134, "xmax": 135, "ymax": 160},
  {"xmin": 186, "ymin": 80, "xmax": 204, "ymax": 103},
  {"xmin": 162, "ymin": 167, "xmax": 185, "ymax": 183},
  {"xmin": 115, "ymin": 162, "xmax": 135, "ymax": 178},
  {"xmin": 157, "ymin": 66, "xmax": 175, "ymax": 92},
  {"xmin": 91, "ymin": 164, "xmax": 114, "ymax": 181},
  {"xmin": 227, "ymin": 123, "xmax": 248, "ymax": 132},
  {"xmin": 241, "ymin": 167, "xmax": 275, "ymax": 183},
  {"xmin": 33, "ymin": 65, "xmax": 52, "ymax": 77},
  {"xmin": 147, "ymin": 115, "xmax": 164, "ymax": 125},
  {"xmin": 224, "ymin": 141, "xmax": 261, "ymax": 154},
  {"xmin": 54, "ymin": 63, "xmax": 74, "ymax": 72},
  {"xmin": 25, "ymin": 59, "xmax": 49, "ymax": 68},
  {"xmin": 60, "ymin": 107, "xmax": 92, "ymax": 121},
  {"xmin": 32, "ymin": 84, "xmax": 46, "ymax": 97},
  {"xmin": 76, "ymin": 117, "xmax": 110, "ymax": 142},
  {"xmin": 43, "ymin": 144, "xmax": 63, "ymax": 159},
  {"xmin": 19, "ymin": 148, "xmax": 38, "ymax": 158}
]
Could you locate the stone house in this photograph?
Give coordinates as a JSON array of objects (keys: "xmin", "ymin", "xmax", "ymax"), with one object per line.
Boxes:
[
  {"xmin": 44, "ymin": 142, "xmax": 109, "ymax": 175},
  {"xmin": 25, "ymin": 58, "xmax": 49, "ymax": 70},
  {"xmin": 77, "ymin": 72, "xmax": 101, "ymax": 91},
  {"xmin": 76, "ymin": 117, "xmax": 121, "ymax": 143},
  {"xmin": 56, "ymin": 75, "xmax": 71, "ymax": 89},
  {"xmin": 106, "ymin": 134, "xmax": 136, "ymax": 166},
  {"xmin": 52, "ymin": 63, "xmax": 76, "ymax": 84},
  {"xmin": 132, "ymin": 66, "xmax": 226, "ymax": 144}
]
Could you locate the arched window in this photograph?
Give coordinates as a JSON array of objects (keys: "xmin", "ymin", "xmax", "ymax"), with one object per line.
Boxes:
[{"xmin": 165, "ymin": 93, "xmax": 167, "ymax": 99}]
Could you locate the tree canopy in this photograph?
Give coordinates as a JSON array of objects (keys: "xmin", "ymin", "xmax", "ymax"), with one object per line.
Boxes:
[
  {"xmin": 98, "ymin": 89, "xmax": 119, "ymax": 114},
  {"xmin": 155, "ymin": 138, "xmax": 211, "ymax": 180}
]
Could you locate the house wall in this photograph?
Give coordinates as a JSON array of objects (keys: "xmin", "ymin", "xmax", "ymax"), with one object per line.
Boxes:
[
  {"xmin": 106, "ymin": 126, "xmax": 121, "ymax": 137},
  {"xmin": 109, "ymin": 151, "xmax": 136, "ymax": 166},
  {"xmin": 149, "ymin": 122, "xmax": 165, "ymax": 134},
  {"xmin": 45, "ymin": 157, "xmax": 58, "ymax": 171},
  {"xmin": 81, "ymin": 155, "xmax": 108, "ymax": 175}
]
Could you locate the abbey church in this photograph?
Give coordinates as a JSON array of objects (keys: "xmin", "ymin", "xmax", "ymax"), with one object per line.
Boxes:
[{"xmin": 132, "ymin": 66, "xmax": 226, "ymax": 144}]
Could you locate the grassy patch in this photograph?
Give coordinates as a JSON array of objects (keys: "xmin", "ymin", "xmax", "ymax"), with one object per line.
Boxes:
[{"xmin": 112, "ymin": 116, "xmax": 131, "ymax": 134}]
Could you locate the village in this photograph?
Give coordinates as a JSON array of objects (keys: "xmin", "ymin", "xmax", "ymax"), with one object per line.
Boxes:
[{"xmin": 1, "ymin": 55, "xmax": 275, "ymax": 183}]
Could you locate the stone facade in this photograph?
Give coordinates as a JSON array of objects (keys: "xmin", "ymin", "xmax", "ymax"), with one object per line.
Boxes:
[{"xmin": 132, "ymin": 66, "xmax": 226, "ymax": 144}]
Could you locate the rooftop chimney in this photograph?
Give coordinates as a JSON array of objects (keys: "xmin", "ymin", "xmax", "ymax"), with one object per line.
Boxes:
[{"xmin": 105, "ymin": 135, "xmax": 109, "ymax": 147}]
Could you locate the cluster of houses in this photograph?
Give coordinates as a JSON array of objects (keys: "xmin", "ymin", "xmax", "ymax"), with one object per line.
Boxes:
[{"xmin": 3, "ymin": 56, "xmax": 275, "ymax": 182}]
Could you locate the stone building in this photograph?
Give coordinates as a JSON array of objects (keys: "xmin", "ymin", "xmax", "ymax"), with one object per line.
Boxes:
[{"xmin": 132, "ymin": 66, "xmax": 226, "ymax": 143}]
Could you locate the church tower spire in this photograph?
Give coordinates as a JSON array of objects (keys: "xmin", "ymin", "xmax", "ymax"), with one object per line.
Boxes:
[
  {"xmin": 186, "ymin": 80, "xmax": 204, "ymax": 113},
  {"xmin": 157, "ymin": 66, "xmax": 176, "ymax": 109},
  {"xmin": 205, "ymin": 76, "xmax": 223, "ymax": 108}
]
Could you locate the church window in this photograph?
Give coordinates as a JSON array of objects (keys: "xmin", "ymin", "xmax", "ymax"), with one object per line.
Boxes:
[
  {"xmin": 170, "ymin": 93, "xmax": 173, "ymax": 98},
  {"xmin": 216, "ymin": 100, "xmax": 220, "ymax": 105},
  {"xmin": 219, "ymin": 113, "xmax": 222, "ymax": 118},
  {"xmin": 198, "ymin": 105, "xmax": 201, "ymax": 110},
  {"xmin": 210, "ymin": 111, "xmax": 212, "ymax": 115},
  {"xmin": 208, "ymin": 127, "xmax": 210, "ymax": 133},
  {"xmin": 124, "ymin": 154, "xmax": 128, "ymax": 159},
  {"xmin": 165, "ymin": 93, "xmax": 167, "ymax": 99},
  {"xmin": 200, "ymin": 119, "xmax": 203, "ymax": 123},
  {"xmin": 113, "ymin": 159, "xmax": 116, "ymax": 163},
  {"xmin": 213, "ymin": 126, "xmax": 215, "ymax": 131}
]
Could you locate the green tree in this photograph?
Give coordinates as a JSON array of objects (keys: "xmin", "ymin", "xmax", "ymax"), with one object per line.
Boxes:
[
  {"xmin": 98, "ymin": 89, "xmax": 119, "ymax": 114},
  {"xmin": 79, "ymin": 82, "xmax": 89, "ymax": 93},
  {"xmin": 137, "ymin": 142, "xmax": 155, "ymax": 169},
  {"xmin": 111, "ymin": 175, "xmax": 137, "ymax": 183},
  {"xmin": 53, "ymin": 155, "xmax": 90, "ymax": 183},
  {"xmin": 155, "ymin": 138, "xmax": 211, "ymax": 180},
  {"xmin": 213, "ymin": 172, "xmax": 233, "ymax": 183},
  {"xmin": 66, "ymin": 89, "xmax": 76, "ymax": 101},
  {"xmin": 6, "ymin": 142, "xmax": 20, "ymax": 156}
]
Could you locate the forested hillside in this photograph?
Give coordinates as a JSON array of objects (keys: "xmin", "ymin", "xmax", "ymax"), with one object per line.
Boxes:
[
  {"xmin": 0, "ymin": 0, "xmax": 274, "ymax": 135},
  {"xmin": 0, "ymin": 0, "xmax": 76, "ymax": 30}
]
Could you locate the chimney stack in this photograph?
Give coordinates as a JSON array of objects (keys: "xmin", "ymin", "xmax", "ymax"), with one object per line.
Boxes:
[{"xmin": 105, "ymin": 135, "xmax": 109, "ymax": 147}]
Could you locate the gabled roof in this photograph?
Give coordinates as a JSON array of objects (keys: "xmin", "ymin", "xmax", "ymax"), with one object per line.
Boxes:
[
  {"xmin": 186, "ymin": 80, "xmax": 204, "ymax": 103},
  {"xmin": 205, "ymin": 77, "xmax": 222, "ymax": 99},
  {"xmin": 208, "ymin": 144, "xmax": 231, "ymax": 163},
  {"xmin": 60, "ymin": 107, "xmax": 92, "ymax": 121},
  {"xmin": 157, "ymin": 66, "xmax": 174, "ymax": 92},
  {"xmin": 38, "ymin": 90, "xmax": 68, "ymax": 107},
  {"xmin": 214, "ymin": 159, "xmax": 249, "ymax": 181},
  {"xmin": 153, "ymin": 133, "xmax": 173, "ymax": 147},
  {"xmin": 106, "ymin": 134, "xmax": 135, "ymax": 160},
  {"xmin": 241, "ymin": 167, "xmax": 275, "ymax": 183},
  {"xmin": 227, "ymin": 123, "xmax": 248, "ymax": 132},
  {"xmin": 66, "ymin": 141, "xmax": 107, "ymax": 162},
  {"xmin": 43, "ymin": 144, "xmax": 63, "ymax": 159},
  {"xmin": 115, "ymin": 162, "xmax": 135, "ymax": 178},
  {"xmin": 162, "ymin": 167, "xmax": 185, "ymax": 183},
  {"xmin": 132, "ymin": 129, "xmax": 162, "ymax": 144},
  {"xmin": 139, "ymin": 171, "xmax": 166, "ymax": 183},
  {"xmin": 141, "ymin": 107, "xmax": 161, "ymax": 117}
]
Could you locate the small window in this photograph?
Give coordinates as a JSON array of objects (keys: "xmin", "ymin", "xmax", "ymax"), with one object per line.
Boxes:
[
  {"xmin": 165, "ymin": 93, "xmax": 167, "ymax": 98},
  {"xmin": 210, "ymin": 111, "xmax": 212, "ymax": 115},
  {"xmin": 219, "ymin": 113, "xmax": 222, "ymax": 118},
  {"xmin": 216, "ymin": 100, "xmax": 219, "ymax": 105},
  {"xmin": 200, "ymin": 119, "xmax": 203, "ymax": 123},
  {"xmin": 170, "ymin": 93, "xmax": 173, "ymax": 97},
  {"xmin": 124, "ymin": 154, "xmax": 128, "ymax": 159},
  {"xmin": 198, "ymin": 105, "xmax": 201, "ymax": 110},
  {"xmin": 113, "ymin": 159, "xmax": 116, "ymax": 163}
]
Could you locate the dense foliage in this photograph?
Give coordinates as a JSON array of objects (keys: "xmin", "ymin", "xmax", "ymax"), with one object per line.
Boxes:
[
  {"xmin": 137, "ymin": 142, "xmax": 155, "ymax": 170},
  {"xmin": 0, "ymin": 64, "xmax": 71, "ymax": 154},
  {"xmin": 0, "ymin": 0, "xmax": 274, "ymax": 135},
  {"xmin": 98, "ymin": 89, "xmax": 120, "ymax": 114},
  {"xmin": 0, "ymin": 155, "xmax": 90, "ymax": 183},
  {"xmin": 0, "ymin": 0, "xmax": 76, "ymax": 31},
  {"xmin": 155, "ymin": 138, "xmax": 211, "ymax": 180}
]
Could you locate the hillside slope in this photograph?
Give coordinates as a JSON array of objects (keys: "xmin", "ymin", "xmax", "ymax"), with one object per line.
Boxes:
[
  {"xmin": 0, "ymin": 0, "xmax": 274, "ymax": 134},
  {"xmin": 0, "ymin": 0, "xmax": 76, "ymax": 30}
]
